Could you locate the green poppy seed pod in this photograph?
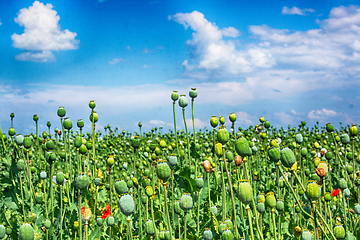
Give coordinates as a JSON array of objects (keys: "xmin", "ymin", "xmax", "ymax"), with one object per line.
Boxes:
[
  {"xmin": 75, "ymin": 173, "xmax": 90, "ymax": 190},
  {"xmin": 23, "ymin": 136, "xmax": 33, "ymax": 149},
  {"xmin": 221, "ymin": 228, "xmax": 234, "ymax": 240},
  {"xmin": 168, "ymin": 154, "xmax": 177, "ymax": 168},
  {"xmin": 306, "ymin": 181, "xmax": 320, "ymax": 202},
  {"xmin": 226, "ymin": 151, "xmax": 234, "ymax": 163},
  {"xmin": 40, "ymin": 171, "xmax": 47, "ymax": 179},
  {"xmin": 280, "ymin": 147, "xmax": 296, "ymax": 168},
  {"xmin": 235, "ymin": 137, "xmax": 252, "ymax": 158},
  {"xmin": 265, "ymin": 192, "xmax": 276, "ymax": 209},
  {"xmin": 354, "ymin": 204, "xmax": 360, "ymax": 215},
  {"xmin": 217, "ymin": 127, "xmax": 229, "ymax": 144},
  {"xmin": 189, "ymin": 88, "xmax": 197, "ymax": 99},
  {"xmin": 77, "ymin": 119, "xmax": 84, "ymax": 129},
  {"xmin": 326, "ymin": 123, "xmax": 334, "ymax": 132},
  {"xmin": 178, "ymin": 95, "xmax": 188, "ymax": 108},
  {"xmin": 206, "ymin": 205, "xmax": 216, "ymax": 216},
  {"xmin": 229, "ymin": 113, "xmax": 236, "ymax": 123},
  {"xmin": 218, "ymin": 222, "xmax": 227, "ymax": 234},
  {"xmin": 276, "ymin": 199, "xmax": 284, "ymax": 211},
  {"xmin": 340, "ymin": 134, "xmax": 350, "ymax": 144},
  {"xmin": 344, "ymin": 188, "xmax": 351, "ymax": 199},
  {"xmin": 145, "ymin": 186, "xmax": 153, "ymax": 197},
  {"xmin": 350, "ymin": 124, "xmax": 358, "ymax": 136},
  {"xmin": 257, "ymin": 193, "xmax": 265, "ymax": 203},
  {"xmin": 33, "ymin": 114, "xmax": 39, "ymax": 122},
  {"xmin": 8, "ymin": 127, "xmax": 15, "ymax": 137},
  {"xmin": 63, "ymin": 118, "xmax": 72, "ymax": 130},
  {"xmin": 138, "ymin": 122, "xmax": 142, "ymax": 128},
  {"xmin": 219, "ymin": 116, "xmax": 225, "ymax": 125},
  {"xmin": 215, "ymin": 142, "xmax": 223, "ymax": 157},
  {"xmin": 131, "ymin": 136, "xmax": 141, "ymax": 148},
  {"xmin": 203, "ymin": 228, "xmax": 213, "ymax": 240},
  {"xmin": 15, "ymin": 134, "xmax": 24, "ymax": 145},
  {"xmin": 145, "ymin": 219, "xmax": 156, "ymax": 235},
  {"xmin": 44, "ymin": 219, "xmax": 51, "ymax": 229},
  {"xmin": 45, "ymin": 140, "xmax": 55, "ymax": 150},
  {"xmin": 300, "ymin": 147, "xmax": 308, "ymax": 157},
  {"xmin": 264, "ymin": 121, "xmax": 270, "ymax": 128},
  {"xmin": 119, "ymin": 194, "xmax": 135, "ymax": 216},
  {"xmin": 79, "ymin": 144, "xmax": 87, "ymax": 154},
  {"xmin": 96, "ymin": 217, "xmax": 103, "ymax": 227},
  {"xmin": 339, "ymin": 178, "xmax": 347, "ymax": 190},
  {"xmin": 171, "ymin": 91, "xmax": 179, "ymax": 102},
  {"xmin": 224, "ymin": 218, "xmax": 233, "ymax": 229},
  {"xmin": 86, "ymin": 141, "xmax": 92, "ymax": 150},
  {"xmin": 94, "ymin": 177, "xmax": 101, "ymax": 186},
  {"xmin": 174, "ymin": 200, "xmax": 183, "ymax": 214},
  {"xmin": 46, "ymin": 121, "xmax": 51, "ymax": 128},
  {"xmin": 237, "ymin": 180, "xmax": 253, "ymax": 205},
  {"xmin": 268, "ymin": 147, "xmax": 280, "ymax": 163},
  {"xmin": 114, "ymin": 180, "xmax": 128, "ymax": 195},
  {"xmin": 0, "ymin": 225, "xmax": 5, "ymax": 239},
  {"xmin": 259, "ymin": 116, "xmax": 265, "ymax": 123},
  {"xmin": 180, "ymin": 193, "xmax": 193, "ymax": 211},
  {"xmin": 156, "ymin": 160, "xmax": 171, "ymax": 182},
  {"xmin": 210, "ymin": 116, "xmax": 218, "ymax": 128},
  {"xmin": 89, "ymin": 100, "xmax": 96, "ymax": 109},
  {"xmin": 196, "ymin": 176, "xmax": 204, "ymax": 189},
  {"xmin": 74, "ymin": 136, "xmax": 82, "ymax": 148},
  {"xmin": 334, "ymin": 224, "xmax": 345, "ymax": 239},
  {"xmin": 57, "ymin": 107, "xmax": 66, "ymax": 118},
  {"xmin": 10, "ymin": 112, "xmax": 15, "ymax": 119},
  {"xmin": 301, "ymin": 230, "xmax": 312, "ymax": 240},
  {"xmin": 295, "ymin": 133, "xmax": 303, "ymax": 144},
  {"xmin": 107, "ymin": 216, "xmax": 115, "ymax": 226},
  {"xmin": 18, "ymin": 223, "xmax": 34, "ymax": 240},
  {"xmin": 107, "ymin": 156, "xmax": 114, "ymax": 167},
  {"xmin": 56, "ymin": 172, "xmax": 65, "ymax": 185},
  {"xmin": 42, "ymin": 131, "xmax": 47, "ymax": 139},
  {"xmin": 256, "ymin": 201, "xmax": 265, "ymax": 213},
  {"xmin": 89, "ymin": 112, "xmax": 98, "ymax": 123}
]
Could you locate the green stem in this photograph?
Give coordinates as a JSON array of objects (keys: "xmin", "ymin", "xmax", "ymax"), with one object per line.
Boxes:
[
  {"xmin": 182, "ymin": 108, "xmax": 190, "ymax": 165},
  {"xmin": 163, "ymin": 183, "xmax": 172, "ymax": 238},
  {"xmin": 271, "ymin": 209, "xmax": 277, "ymax": 240},
  {"xmin": 172, "ymin": 102, "xmax": 179, "ymax": 164},
  {"xmin": 247, "ymin": 205, "xmax": 255, "ymax": 240}
]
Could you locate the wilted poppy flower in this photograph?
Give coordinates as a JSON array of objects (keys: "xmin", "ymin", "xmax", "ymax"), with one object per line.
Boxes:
[
  {"xmin": 332, "ymin": 189, "xmax": 340, "ymax": 197},
  {"xmin": 102, "ymin": 205, "xmax": 111, "ymax": 219}
]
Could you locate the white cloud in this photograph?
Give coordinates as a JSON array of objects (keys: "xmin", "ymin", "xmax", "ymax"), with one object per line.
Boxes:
[
  {"xmin": 282, "ymin": 6, "xmax": 314, "ymax": 16},
  {"xmin": 143, "ymin": 48, "xmax": 150, "ymax": 53},
  {"xmin": 234, "ymin": 111, "xmax": 256, "ymax": 126},
  {"xmin": 12, "ymin": 1, "xmax": 78, "ymax": 62},
  {"xmin": 141, "ymin": 64, "xmax": 152, "ymax": 68},
  {"xmin": 0, "ymin": 19, "xmax": 2, "ymax": 26},
  {"xmin": 148, "ymin": 120, "xmax": 172, "ymax": 127},
  {"xmin": 15, "ymin": 50, "xmax": 55, "ymax": 62},
  {"xmin": 273, "ymin": 112, "xmax": 297, "ymax": 125},
  {"xmin": 290, "ymin": 110, "xmax": 304, "ymax": 115},
  {"xmin": 108, "ymin": 58, "xmax": 125, "ymax": 65},
  {"xmin": 308, "ymin": 109, "xmax": 337, "ymax": 119},
  {"xmin": 172, "ymin": 11, "xmax": 275, "ymax": 74},
  {"xmin": 185, "ymin": 118, "xmax": 207, "ymax": 129}
]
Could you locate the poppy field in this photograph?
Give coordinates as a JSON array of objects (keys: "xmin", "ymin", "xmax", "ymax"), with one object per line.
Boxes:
[{"xmin": 0, "ymin": 89, "xmax": 359, "ymax": 240}]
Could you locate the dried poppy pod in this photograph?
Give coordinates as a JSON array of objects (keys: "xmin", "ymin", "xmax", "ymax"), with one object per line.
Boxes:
[
  {"xmin": 316, "ymin": 167, "xmax": 326, "ymax": 178},
  {"xmin": 235, "ymin": 155, "xmax": 242, "ymax": 166},
  {"xmin": 83, "ymin": 208, "xmax": 92, "ymax": 222}
]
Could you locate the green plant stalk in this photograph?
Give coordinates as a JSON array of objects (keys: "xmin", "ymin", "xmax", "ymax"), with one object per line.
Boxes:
[
  {"xmin": 222, "ymin": 146, "xmax": 238, "ymax": 238},
  {"xmin": 184, "ymin": 211, "xmax": 187, "ymax": 240},
  {"xmin": 342, "ymin": 194, "xmax": 348, "ymax": 232},
  {"xmin": 26, "ymin": 151, "xmax": 34, "ymax": 213},
  {"xmin": 163, "ymin": 183, "xmax": 172, "ymax": 238},
  {"xmin": 138, "ymin": 186, "xmax": 143, "ymax": 238},
  {"xmin": 60, "ymin": 186, "xmax": 63, "ymax": 240},
  {"xmin": 171, "ymin": 170, "xmax": 175, "ymax": 233},
  {"xmin": 246, "ymin": 205, "xmax": 255, "ymax": 240},
  {"xmin": 150, "ymin": 198, "xmax": 159, "ymax": 240},
  {"xmin": 172, "ymin": 101, "xmax": 179, "ymax": 162},
  {"xmin": 92, "ymin": 109, "xmax": 96, "ymax": 176},
  {"xmin": 328, "ymin": 202, "xmax": 333, "ymax": 230},
  {"xmin": 85, "ymin": 222, "xmax": 88, "ymax": 240},
  {"xmin": 61, "ymin": 117, "xmax": 65, "ymax": 143},
  {"xmin": 0, "ymin": 126, "xmax": 7, "ymax": 152},
  {"xmin": 196, "ymin": 190, "xmax": 201, "ymax": 238},
  {"xmin": 352, "ymin": 139, "xmax": 356, "ymax": 189},
  {"xmin": 182, "ymin": 108, "xmax": 191, "ymax": 165},
  {"xmin": 213, "ymin": 128, "xmax": 216, "ymax": 158},
  {"xmin": 207, "ymin": 172, "xmax": 211, "ymax": 210},
  {"xmin": 49, "ymin": 163, "xmax": 55, "ymax": 237},
  {"xmin": 219, "ymin": 160, "xmax": 226, "ymax": 221},
  {"xmin": 127, "ymin": 218, "xmax": 133, "ymax": 239},
  {"xmin": 79, "ymin": 192, "xmax": 82, "ymax": 240},
  {"xmin": 312, "ymin": 201, "xmax": 319, "ymax": 240},
  {"xmin": 19, "ymin": 172, "xmax": 26, "ymax": 220}
]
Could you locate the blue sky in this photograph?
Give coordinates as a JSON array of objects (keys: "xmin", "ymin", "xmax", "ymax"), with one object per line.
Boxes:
[{"xmin": 0, "ymin": 0, "xmax": 359, "ymax": 135}]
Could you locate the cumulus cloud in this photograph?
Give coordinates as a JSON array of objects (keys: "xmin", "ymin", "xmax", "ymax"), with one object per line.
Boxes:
[
  {"xmin": 11, "ymin": 1, "xmax": 78, "ymax": 62},
  {"xmin": 308, "ymin": 109, "xmax": 337, "ymax": 119},
  {"xmin": 172, "ymin": 11, "xmax": 275, "ymax": 74},
  {"xmin": 0, "ymin": 19, "xmax": 2, "ymax": 26},
  {"xmin": 235, "ymin": 111, "xmax": 256, "ymax": 126},
  {"xmin": 185, "ymin": 118, "xmax": 207, "ymax": 129},
  {"xmin": 282, "ymin": 6, "xmax": 314, "ymax": 16},
  {"xmin": 108, "ymin": 58, "xmax": 125, "ymax": 65}
]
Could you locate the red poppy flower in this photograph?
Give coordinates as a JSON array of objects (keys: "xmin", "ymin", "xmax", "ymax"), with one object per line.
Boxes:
[
  {"xmin": 332, "ymin": 189, "xmax": 340, "ymax": 197},
  {"xmin": 81, "ymin": 207, "xmax": 85, "ymax": 215},
  {"xmin": 102, "ymin": 205, "xmax": 111, "ymax": 219}
]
